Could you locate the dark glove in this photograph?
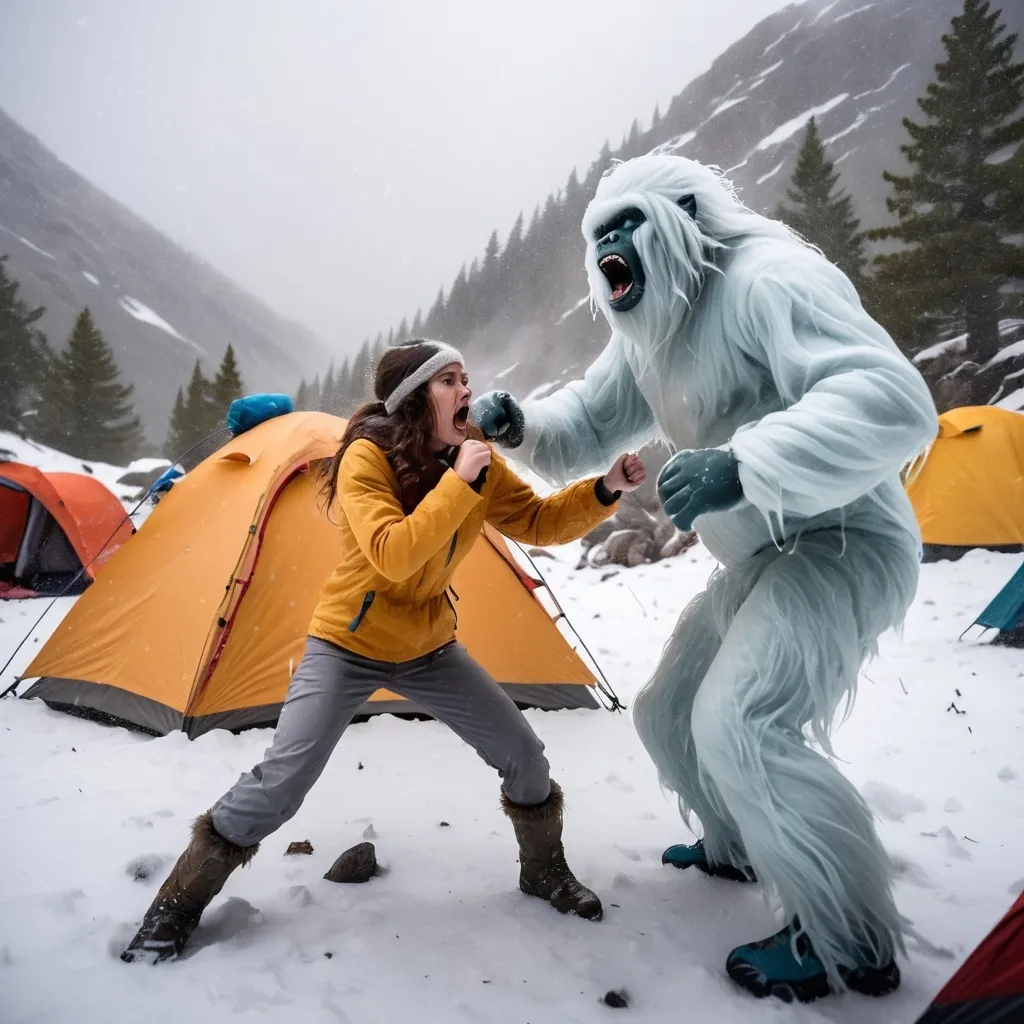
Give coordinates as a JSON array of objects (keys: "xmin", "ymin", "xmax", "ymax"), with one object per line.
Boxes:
[
  {"xmin": 470, "ymin": 390, "xmax": 525, "ymax": 448},
  {"xmin": 657, "ymin": 448, "xmax": 743, "ymax": 531}
]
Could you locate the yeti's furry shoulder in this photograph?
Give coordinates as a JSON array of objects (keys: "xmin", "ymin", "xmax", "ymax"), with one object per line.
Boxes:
[{"xmin": 716, "ymin": 235, "xmax": 867, "ymax": 341}]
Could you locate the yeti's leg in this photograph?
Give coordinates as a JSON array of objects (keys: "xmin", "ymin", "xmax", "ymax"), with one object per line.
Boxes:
[
  {"xmin": 690, "ymin": 529, "xmax": 918, "ymax": 996},
  {"xmin": 632, "ymin": 573, "xmax": 750, "ymax": 875}
]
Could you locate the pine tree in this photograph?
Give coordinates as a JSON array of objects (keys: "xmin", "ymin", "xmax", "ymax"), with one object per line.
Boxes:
[
  {"xmin": 295, "ymin": 378, "xmax": 310, "ymax": 411},
  {"xmin": 208, "ymin": 344, "xmax": 244, "ymax": 429},
  {"xmin": 59, "ymin": 308, "xmax": 144, "ymax": 463},
  {"xmin": 0, "ymin": 255, "xmax": 47, "ymax": 433},
  {"xmin": 424, "ymin": 287, "xmax": 447, "ymax": 336},
  {"xmin": 320, "ymin": 363, "xmax": 336, "ymax": 412},
  {"xmin": 869, "ymin": 0, "xmax": 1024, "ymax": 362},
  {"xmin": 775, "ymin": 117, "xmax": 867, "ymax": 283},
  {"xmin": 165, "ymin": 386, "xmax": 190, "ymax": 453},
  {"xmin": 31, "ymin": 337, "xmax": 72, "ymax": 449},
  {"xmin": 307, "ymin": 373, "xmax": 321, "ymax": 413},
  {"xmin": 165, "ymin": 360, "xmax": 211, "ymax": 457}
]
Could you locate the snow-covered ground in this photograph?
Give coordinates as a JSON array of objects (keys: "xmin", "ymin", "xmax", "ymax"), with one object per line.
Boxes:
[{"xmin": 1, "ymin": 461, "xmax": 1023, "ymax": 1022}]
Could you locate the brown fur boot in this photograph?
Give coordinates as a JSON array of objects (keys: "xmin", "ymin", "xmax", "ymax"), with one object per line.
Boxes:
[
  {"xmin": 121, "ymin": 810, "xmax": 258, "ymax": 963},
  {"xmin": 501, "ymin": 780, "xmax": 603, "ymax": 921}
]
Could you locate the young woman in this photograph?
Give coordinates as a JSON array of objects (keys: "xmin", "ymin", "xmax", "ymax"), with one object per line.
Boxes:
[{"xmin": 122, "ymin": 339, "xmax": 646, "ymax": 963}]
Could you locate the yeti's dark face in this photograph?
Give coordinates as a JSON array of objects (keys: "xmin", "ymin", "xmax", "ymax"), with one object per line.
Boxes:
[
  {"xmin": 593, "ymin": 194, "xmax": 699, "ymax": 314},
  {"xmin": 594, "ymin": 207, "xmax": 647, "ymax": 312}
]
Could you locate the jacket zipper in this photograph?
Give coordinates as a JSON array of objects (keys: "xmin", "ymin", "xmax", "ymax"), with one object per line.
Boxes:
[
  {"xmin": 444, "ymin": 588, "xmax": 458, "ymax": 631},
  {"xmin": 348, "ymin": 590, "xmax": 376, "ymax": 632},
  {"xmin": 444, "ymin": 530, "xmax": 458, "ymax": 566}
]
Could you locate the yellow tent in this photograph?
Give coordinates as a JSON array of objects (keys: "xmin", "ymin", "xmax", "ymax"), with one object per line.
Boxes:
[
  {"xmin": 20, "ymin": 412, "xmax": 612, "ymax": 737},
  {"xmin": 906, "ymin": 405, "xmax": 1024, "ymax": 559}
]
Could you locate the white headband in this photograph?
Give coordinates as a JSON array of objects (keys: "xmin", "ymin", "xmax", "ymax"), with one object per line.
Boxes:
[{"xmin": 383, "ymin": 343, "xmax": 464, "ymax": 415}]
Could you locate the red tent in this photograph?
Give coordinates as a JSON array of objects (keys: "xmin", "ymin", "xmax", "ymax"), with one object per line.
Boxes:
[
  {"xmin": 0, "ymin": 462, "xmax": 133, "ymax": 598},
  {"xmin": 915, "ymin": 891, "xmax": 1024, "ymax": 1022}
]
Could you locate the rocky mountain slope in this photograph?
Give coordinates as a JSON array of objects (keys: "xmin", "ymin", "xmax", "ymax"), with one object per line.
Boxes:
[
  {"xmin": 421, "ymin": 0, "xmax": 1024, "ymax": 408},
  {"xmin": 0, "ymin": 109, "xmax": 330, "ymax": 444}
]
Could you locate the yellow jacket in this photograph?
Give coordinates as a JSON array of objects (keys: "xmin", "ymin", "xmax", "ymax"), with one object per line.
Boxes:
[{"xmin": 308, "ymin": 438, "xmax": 618, "ymax": 662}]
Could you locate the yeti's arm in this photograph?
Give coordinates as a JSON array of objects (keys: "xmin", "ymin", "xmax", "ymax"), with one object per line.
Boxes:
[
  {"xmin": 517, "ymin": 333, "xmax": 658, "ymax": 486},
  {"xmin": 728, "ymin": 263, "xmax": 938, "ymax": 522}
]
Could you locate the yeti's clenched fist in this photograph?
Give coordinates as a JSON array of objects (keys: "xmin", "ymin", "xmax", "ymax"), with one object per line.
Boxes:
[
  {"xmin": 471, "ymin": 391, "xmax": 525, "ymax": 448},
  {"xmin": 657, "ymin": 448, "xmax": 743, "ymax": 531}
]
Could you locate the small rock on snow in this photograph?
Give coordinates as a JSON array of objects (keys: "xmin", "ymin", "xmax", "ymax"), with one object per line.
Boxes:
[
  {"xmin": 602, "ymin": 989, "xmax": 630, "ymax": 1008},
  {"xmin": 324, "ymin": 842, "xmax": 377, "ymax": 884},
  {"xmin": 285, "ymin": 840, "xmax": 314, "ymax": 856}
]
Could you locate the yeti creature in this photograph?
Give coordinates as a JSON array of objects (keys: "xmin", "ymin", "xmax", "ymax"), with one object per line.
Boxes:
[{"xmin": 472, "ymin": 154, "xmax": 938, "ymax": 1003}]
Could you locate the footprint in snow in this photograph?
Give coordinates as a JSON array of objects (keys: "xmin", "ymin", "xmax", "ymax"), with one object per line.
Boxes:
[
  {"xmin": 861, "ymin": 780, "xmax": 927, "ymax": 822},
  {"xmin": 919, "ymin": 825, "xmax": 973, "ymax": 861},
  {"xmin": 186, "ymin": 897, "xmax": 262, "ymax": 955},
  {"xmin": 615, "ymin": 846, "xmax": 642, "ymax": 863},
  {"xmin": 944, "ymin": 798, "xmax": 965, "ymax": 813},
  {"xmin": 998, "ymin": 766, "xmax": 1018, "ymax": 782},
  {"xmin": 604, "ymin": 773, "xmax": 636, "ymax": 794},
  {"xmin": 888, "ymin": 852, "xmax": 934, "ymax": 889},
  {"xmin": 125, "ymin": 853, "xmax": 169, "ymax": 883},
  {"xmin": 1009, "ymin": 878, "xmax": 1024, "ymax": 896},
  {"xmin": 281, "ymin": 885, "xmax": 315, "ymax": 908}
]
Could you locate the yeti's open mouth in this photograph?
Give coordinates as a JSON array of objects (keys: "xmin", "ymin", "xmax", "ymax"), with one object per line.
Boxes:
[
  {"xmin": 599, "ymin": 254, "xmax": 634, "ymax": 302},
  {"xmin": 453, "ymin": 405, "xmax": 469, "ymax": 429}
]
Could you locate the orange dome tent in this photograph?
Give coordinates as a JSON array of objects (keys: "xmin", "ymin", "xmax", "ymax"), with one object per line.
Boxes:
[
  {"xmin": 0, "ymin": 462, "xmax": 134, "ymax": 598},
  {"xmin": 19, "ymin": 412, "xmax": 613, "ymax": 737},
  {"xmin": 905, "ymin": 406, "xmax": 1024, "ymax": 561}
]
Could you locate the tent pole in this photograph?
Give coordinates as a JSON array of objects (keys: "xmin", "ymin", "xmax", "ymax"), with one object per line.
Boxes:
[{"xmin": 502, "ymin": 537, "xmax": 624, "ymax": 713}]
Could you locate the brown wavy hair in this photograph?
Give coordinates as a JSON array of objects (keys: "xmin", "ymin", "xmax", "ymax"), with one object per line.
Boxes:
[{"xmin": 315, "ymin": 341, "xmax": 481, "ymax": 515}]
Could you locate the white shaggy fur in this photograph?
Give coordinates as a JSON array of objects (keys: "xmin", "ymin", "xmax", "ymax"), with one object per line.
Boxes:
[{"xmin": 512, "ymin": 154, "xmax": 939, "ymax": 990}]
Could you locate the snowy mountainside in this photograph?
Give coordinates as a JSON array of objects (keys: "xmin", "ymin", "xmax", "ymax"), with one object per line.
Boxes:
[
  {"xmin": 0, "ymin": 109, "xmax": 331, "ymax": 442},
  {"xmin": 1, "ymin": 437, "xmax": 1024, "ymax": 1022},
  {"xmin": 461, "ymin": 0, "xmax": 1024, "ymax": 405}
]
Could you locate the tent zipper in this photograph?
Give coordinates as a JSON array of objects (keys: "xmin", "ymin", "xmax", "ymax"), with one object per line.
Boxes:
[{"xmin": 348, "ymin": 590, "xmax": 376, "ymax": 632}]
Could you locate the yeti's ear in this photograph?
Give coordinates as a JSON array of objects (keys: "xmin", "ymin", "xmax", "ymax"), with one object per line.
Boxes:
[{"xmin": 677, "ymin": 194, "xmax": 697, "ymax": 220}]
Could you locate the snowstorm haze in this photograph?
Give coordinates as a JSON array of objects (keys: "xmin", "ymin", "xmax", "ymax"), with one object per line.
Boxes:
[{"xmin": 0, "ymin": 0, "xmax": 792, "ymax": 352}]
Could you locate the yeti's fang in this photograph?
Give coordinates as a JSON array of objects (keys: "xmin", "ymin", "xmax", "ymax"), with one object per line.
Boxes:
[{"xmin": 599, "ymin": 254, "xmax": 634, "ymax": 302}]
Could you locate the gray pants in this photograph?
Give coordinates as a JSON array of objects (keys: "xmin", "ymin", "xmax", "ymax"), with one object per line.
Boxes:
[{"xmin": 211, "ymin": 636, "xmax": 552, "ymax": 847}]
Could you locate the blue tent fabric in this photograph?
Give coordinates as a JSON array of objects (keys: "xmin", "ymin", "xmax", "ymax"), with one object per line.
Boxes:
[
  {"xmin": 974, "ymin": 563, "xmax": 1024, "ymax": 632},
  {"xmin": 226, "ymin": 394, "xmax": 294, "ymax": 435}
]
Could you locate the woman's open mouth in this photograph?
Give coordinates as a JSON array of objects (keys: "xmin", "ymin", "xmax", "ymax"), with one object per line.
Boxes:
[
  {"xmin": 453, "ymin": 405, "xmax": 470, "ymax": 430},
  {"xmin": 599, "ymin": 254, "xmax": 634, "ymax": 302}
]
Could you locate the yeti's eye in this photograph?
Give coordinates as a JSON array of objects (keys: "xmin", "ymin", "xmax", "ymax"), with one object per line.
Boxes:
[{"xmin": 595, "ymin": 208, "xmax": 646, "ymax": 240}]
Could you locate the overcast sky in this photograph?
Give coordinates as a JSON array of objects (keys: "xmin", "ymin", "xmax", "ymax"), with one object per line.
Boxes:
[{"xmin": 1, "ymin": 0, "xmax": 793, "ymax": 352}]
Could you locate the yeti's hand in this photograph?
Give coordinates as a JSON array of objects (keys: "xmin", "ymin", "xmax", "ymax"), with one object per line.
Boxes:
[
  {"xmin": 471, "ymin": 391, "xmax": 525, "ymax": 448},
  {"xmin": 657, "ymin": 449, "xmax": 743, "ymax": 531}
]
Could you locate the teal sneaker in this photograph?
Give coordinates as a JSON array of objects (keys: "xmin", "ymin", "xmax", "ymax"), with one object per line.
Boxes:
[
  {"xmin": 725, "ymin": 919, "xmax": 901, "ymax": 1003},
  {"xmin": 661, "ymin": 838, "xmax": 755, "ymax": 883}
]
